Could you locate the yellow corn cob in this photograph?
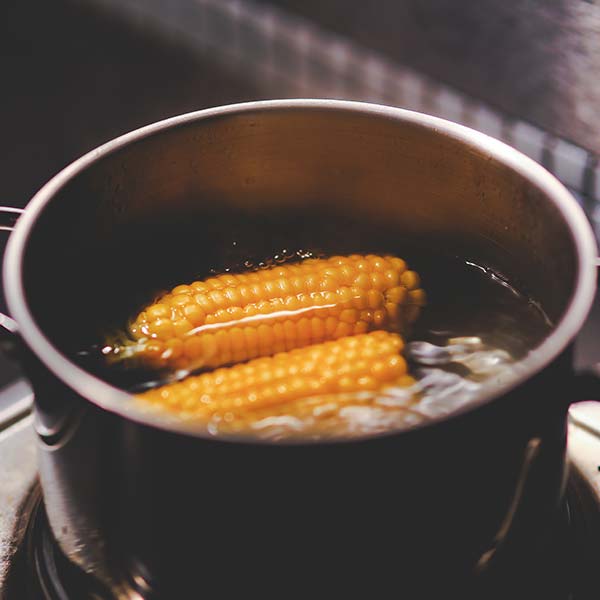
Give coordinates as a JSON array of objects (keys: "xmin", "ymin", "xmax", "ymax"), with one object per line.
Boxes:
[
  {"xmin": 137, "ymin": 331, "xmax": 415, "ymax": 432},
  {"xmin": 111, "ymin": 254, "xmax": 425, "ymax": 371}
]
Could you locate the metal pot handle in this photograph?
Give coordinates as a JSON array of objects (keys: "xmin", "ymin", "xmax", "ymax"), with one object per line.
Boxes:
[
  {"xmin": 0, "ymin": 207, "xmax": 24, "ymax": 337},
  {"xmin": 0, "ymin": 206, "xmax": 24, "ymax": 232}
]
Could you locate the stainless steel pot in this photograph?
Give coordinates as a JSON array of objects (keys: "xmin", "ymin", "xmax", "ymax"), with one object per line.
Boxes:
[{"xmin": 1, "ymin": 100, "xmax": 598, "ymax": 597}]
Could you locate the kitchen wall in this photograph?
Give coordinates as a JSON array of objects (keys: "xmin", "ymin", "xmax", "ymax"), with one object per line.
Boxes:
[
  {"xmin": 0, "ymin": 0, "xmax": 262, "ymax": 208},
  {"xmin": 267, "ymin": 0, "xmax": 600, "ymax": 155}
]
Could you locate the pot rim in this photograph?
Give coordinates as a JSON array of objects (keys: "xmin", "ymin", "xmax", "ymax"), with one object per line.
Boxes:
[{"xmin": 4, "ymin": 99, "xmax": 598, "ymax": 443}]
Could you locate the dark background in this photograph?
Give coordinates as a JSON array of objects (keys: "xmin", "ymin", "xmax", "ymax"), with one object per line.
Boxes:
[
  {"xmin": 269, "ymin": 0, "xmax": 600, "ymax": 154},
  {"xmin": 0, "ymin": 0, "xmax": 263, "ymax": 386},
  {"xmin": 0, "ymin": 1, "xmax": 262, "ymax": 208}
]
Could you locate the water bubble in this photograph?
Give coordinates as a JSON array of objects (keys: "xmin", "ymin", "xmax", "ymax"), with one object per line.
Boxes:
[
  {"xmin": 457, "ymin": 349, "xmax": 512, "ymax": 375},
  {"xmin": 406, "ymin": 341, "xmax": 452, "ymax": 365}
]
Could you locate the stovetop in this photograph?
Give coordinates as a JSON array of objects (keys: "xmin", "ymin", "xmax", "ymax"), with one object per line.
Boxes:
[{"xmin": 1, "ymin": 385, "xmax": 600, "ymax": 599}]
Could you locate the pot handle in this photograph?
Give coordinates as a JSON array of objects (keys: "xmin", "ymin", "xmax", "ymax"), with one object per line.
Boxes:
[
  {"xmin": 0, "ymin": 207, "xmax": 24, "ymax": 232},
  {"xmin": 0, "ymin": 207, "xmax": 24, "ymax": 337}
]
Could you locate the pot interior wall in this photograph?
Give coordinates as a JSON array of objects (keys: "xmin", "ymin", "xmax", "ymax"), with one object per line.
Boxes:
[{"xmin": 21, "ymin": 106, "xmax": 578, "ymax": 360}]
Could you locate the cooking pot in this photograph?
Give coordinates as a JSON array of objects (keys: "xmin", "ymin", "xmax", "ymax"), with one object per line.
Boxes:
[{"xmin": 1, "ymin": 100, "xmax": 598, "ymax": 597}]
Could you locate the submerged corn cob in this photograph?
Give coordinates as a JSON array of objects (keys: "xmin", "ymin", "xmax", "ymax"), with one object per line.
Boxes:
[
  {"xmin": 137, "ymin": 331, "xmax": 415, "ymax": 431},
  {"xmin": 111, "ymin": 254, "xmax": 425, "ymax": 371}
]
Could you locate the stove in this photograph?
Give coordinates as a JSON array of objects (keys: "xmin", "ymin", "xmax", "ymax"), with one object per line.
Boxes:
[{"xmin": 0, "ymin": 381, "xmax": 599, "ymax": 599}]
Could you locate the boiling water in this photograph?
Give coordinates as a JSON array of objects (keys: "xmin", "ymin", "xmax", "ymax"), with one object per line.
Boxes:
[
  {"xmin": 79, "ymin": 211, "xmax": 553, "ymax": 440},
  {"xmin": 230, "ymin": 254, "xmax": 551, "ymax": 440}
]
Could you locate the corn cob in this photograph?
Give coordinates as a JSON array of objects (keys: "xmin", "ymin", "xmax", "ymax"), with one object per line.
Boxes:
[
  {"xmin": 137, "ymin": 331, "xmax": 415, "ymax": 431},
  {"xmin": 110, "ymin": 254, "xmax": 425, "ymax": 371}
]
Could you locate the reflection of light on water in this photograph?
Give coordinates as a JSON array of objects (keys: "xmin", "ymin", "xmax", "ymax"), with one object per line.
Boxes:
[
  {"xmin": 407, "ymin": 337, "xmax": 511, "ymax": 370},
  {"xmin": 251, "ymin": 415, "xmax": 305, "ymax": 431},
  {"xmin": 464, "ymin": 261, "xmax": 521, "ymax": 297},
  {"xmin": 402, "ymin": 336, "xmax": 512, "ymax": 418},
  {"xmin": 249, "ymin": 335, "xmax": 518, "ymax": 440}
]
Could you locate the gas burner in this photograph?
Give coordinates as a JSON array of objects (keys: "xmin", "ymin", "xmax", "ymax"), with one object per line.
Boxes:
[
  {"xmin": 1, "ymin": 396, "xmax": 600, "ymax": 599},
  {"xmin": 4, "ymin": 488, "xmax": 113, "ymax": 600}
]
